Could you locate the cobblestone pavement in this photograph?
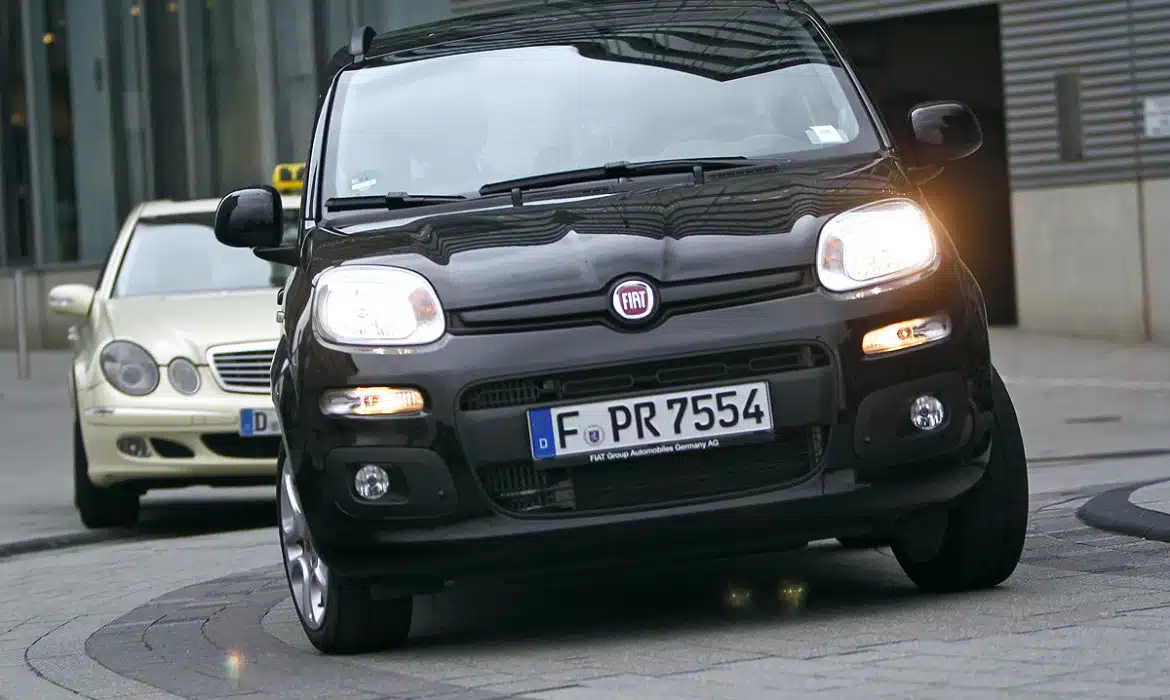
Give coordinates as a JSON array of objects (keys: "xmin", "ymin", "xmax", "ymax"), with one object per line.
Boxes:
[{"xmin": 4, "ymin": 475, "xmax": 1170, "ymax": 699}]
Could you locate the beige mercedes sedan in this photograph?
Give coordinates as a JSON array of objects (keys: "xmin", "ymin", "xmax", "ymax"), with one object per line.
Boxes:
[{"xmin": 48, "ymin": 187, "xmax": 301, "ymax": 529}]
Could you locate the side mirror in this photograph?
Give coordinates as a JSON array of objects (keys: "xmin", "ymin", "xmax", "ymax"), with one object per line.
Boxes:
[
  {"xmin": 214, "ymin": 186, "xmax": 284, "ymax": 249},
  {"xmin": 47, "ymin": 283, "xmax": 95, "ymax": 317},
  {"xmin": 908, "ymin": 101, "xmax": 983, "ymax": 166}
]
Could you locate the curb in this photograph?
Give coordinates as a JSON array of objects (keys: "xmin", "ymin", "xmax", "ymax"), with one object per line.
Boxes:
[
  {"xmin": 1076, "ymin": 478, "xmax": 1170, "ymax": 543},
  {"xmin": 0, "ymin": 529, "xmax": 130, "ymax": 561}
]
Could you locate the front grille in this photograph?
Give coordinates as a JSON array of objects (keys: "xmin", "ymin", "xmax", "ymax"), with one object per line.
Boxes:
[
  {"xmin": 459, "ymin": 343, "xmax": 829, "ymax": 412},
  {"xmin": 207, "ymin": 344, "xmax": 276, "ymax": 394},
  {"xmin": 448, "ymin": 268, "xmax": 816, "ymax": 335},
  {"xmin": 479, "ymin": 426, "xmax": 826, "ymax": 516},
  {"xmin": 201, "ymin": 433, "xmax": 281, "ymax": 459}
]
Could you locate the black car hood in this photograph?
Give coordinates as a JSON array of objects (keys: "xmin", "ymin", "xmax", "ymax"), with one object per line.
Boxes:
[{"xmin": 307, "ymin": 155, "xmax": 917, "ymax": 311}]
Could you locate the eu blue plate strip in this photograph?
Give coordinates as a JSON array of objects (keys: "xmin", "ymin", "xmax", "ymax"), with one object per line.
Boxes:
[{"xmin": 528, "ymin": 408, "xmax": 556, "ymax": 460}]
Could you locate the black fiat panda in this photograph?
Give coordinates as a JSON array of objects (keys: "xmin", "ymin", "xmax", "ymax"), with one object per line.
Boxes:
[{"xmin": 214, "ymin": 0, "xmax": 1028, "ymax": 655}]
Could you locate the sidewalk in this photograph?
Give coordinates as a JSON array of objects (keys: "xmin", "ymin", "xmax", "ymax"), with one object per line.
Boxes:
[
  {"xmin": 0, "ymin": 350, "xmax": 272, "ymax": 558},
  {"xmin": 2, "ymin": 327, "xmax": 1170, "ymax": 555}
]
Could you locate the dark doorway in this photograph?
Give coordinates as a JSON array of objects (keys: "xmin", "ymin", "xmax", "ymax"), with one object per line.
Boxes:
[{"xmin": 832, "ymin": 4, "xmax": 1016, "ymax": 326}]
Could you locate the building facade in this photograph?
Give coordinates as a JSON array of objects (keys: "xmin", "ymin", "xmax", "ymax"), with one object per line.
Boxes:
[{"xmin": 2, "ymin": 0, "xmax": 1170, "ymax": 349}]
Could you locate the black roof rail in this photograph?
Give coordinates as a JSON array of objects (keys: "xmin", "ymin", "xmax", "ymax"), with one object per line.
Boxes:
[{"xmin": 349, "ymin": 25, "xmax": 377, "ymax": 64}]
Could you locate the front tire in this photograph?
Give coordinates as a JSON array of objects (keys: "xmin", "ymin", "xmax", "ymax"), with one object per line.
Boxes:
[
  {"xmin": 73, "ymin": 417, "xmax": 140, "ymax": 529},
  {"xmin": 278, "ymin": 450, "xmax": 413, "ymax": 655},
  {"xmin": 892, "ymin": 368, "xmax": 1029, "ymax": 592}
]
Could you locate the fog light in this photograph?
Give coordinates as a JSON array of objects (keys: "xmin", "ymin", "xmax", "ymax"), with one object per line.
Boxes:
[
  {"xmin": 354, "ymin": 465, "xmax": 390, "ymax": 500},
  {"xmin": 862, "ymin": 314, "xmax": 951, "ymax": 356},
  {"xmin": 116, "ymin": 436, "xmax": 151, "ymax": 458},
  {"xmin": 910, "ymin": 395, "xmax": 945, "ymax": 431},
  {"xmin": 320, "ymin": 387, "xmax": 425, "ymax": 417}
]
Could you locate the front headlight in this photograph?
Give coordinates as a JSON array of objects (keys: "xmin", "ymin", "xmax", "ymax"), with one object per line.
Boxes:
[
  {"xmin": 815, "ymin": 199, "xmax": 938, "ymax": 294},
  {"xmin": 313, "ymin": 265, "xmax": 445, "ymax": 346},
  {"xmin": 167, "ymin": 357, "xmax": 201, "ymax": 395},
  {"xmin": 100, "ymin": 341, "xmax": 160, "ymax": 396}
]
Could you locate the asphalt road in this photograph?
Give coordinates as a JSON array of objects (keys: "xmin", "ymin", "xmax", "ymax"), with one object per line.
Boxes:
[{"xmin": 3, "ymin": 329, "xmax": 1170, "ymax": 698}]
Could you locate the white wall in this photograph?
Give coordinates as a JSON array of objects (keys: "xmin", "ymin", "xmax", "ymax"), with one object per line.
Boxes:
[{"xmin": 1011, "ymin": 178, "xmax": 1170, "ymax": 343}]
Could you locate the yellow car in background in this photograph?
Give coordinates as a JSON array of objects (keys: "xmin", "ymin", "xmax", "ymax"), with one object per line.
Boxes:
[{"xmin": 48, "ymin": 167, "xmax": 303, "ymax": 528}]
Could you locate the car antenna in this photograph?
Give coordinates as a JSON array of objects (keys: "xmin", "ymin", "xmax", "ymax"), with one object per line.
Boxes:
[
  {"xmin": 349, "ymin": 25, "xmax": 376, "ymax": 65},
  {"xmin": 692, "ymin": 164, "xmax": 705, "ymax": 185},
  {"xmin": 511, "ymin": 187, "xmax": 524, "ymax": 207}
]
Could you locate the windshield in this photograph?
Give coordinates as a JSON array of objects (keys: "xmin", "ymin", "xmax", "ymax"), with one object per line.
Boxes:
[
  {"xmin": 323, "ymin": 10, "xmax": 878, "ymax": 200},
  {"xmin": 111, "ymin": 212, "xmax": 299, "ymax": 298}
]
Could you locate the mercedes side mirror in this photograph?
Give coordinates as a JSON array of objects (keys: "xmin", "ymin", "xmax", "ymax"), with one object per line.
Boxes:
[{"xmin": 47, "ymin": 283, "xmax": 95, "ymax": 317}]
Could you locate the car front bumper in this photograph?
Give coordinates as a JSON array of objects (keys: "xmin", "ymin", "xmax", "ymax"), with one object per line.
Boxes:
[
  {"xmin": 285, "ymin": 261, "xmax": 995, "ymax": 582},
  {"xmin": 78, "ymin": 368, "xmax": 280, "ymax": 488}
]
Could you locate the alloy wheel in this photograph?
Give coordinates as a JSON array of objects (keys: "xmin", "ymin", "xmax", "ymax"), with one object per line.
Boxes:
[{"xmin": 280, "ymin": 468, "xmax": 329, "ymax": 630}]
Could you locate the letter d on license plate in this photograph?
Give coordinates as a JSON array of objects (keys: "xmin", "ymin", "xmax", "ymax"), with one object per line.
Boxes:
[
  {"xmin": 240, "ymin": 408, "xmax": 281, "ymax": 437},
  {"xmin": 527, "ymin": 381, "xmax": 773, "ymax": 465}
]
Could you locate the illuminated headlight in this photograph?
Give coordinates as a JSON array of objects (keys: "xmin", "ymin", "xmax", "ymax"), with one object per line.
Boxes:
[
  {"xmin": 100, "ymin": 341, "xmax": 160, "ymax": 396},
  {"xmin": 815, "ymin": 199, "xmax": 938, "ymax": 294},
  {"xmin": 312, "ymin": 265, "xmax": 445, "ymax": 347}
]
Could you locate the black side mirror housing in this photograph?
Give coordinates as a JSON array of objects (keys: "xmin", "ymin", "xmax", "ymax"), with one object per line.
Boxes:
[
  {"xmin": 214, "ymin": 186, "xmax": 284, "ymax": 249},
  {"xmin": 907, "ymin": 101, "xmax": 983, "ymax": 166}
]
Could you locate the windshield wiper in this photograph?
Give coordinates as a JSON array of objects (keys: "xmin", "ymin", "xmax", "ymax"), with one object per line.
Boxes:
[
  {"xmin": 479, "ymin": 157, "xmax": 756, "ymax": 197},
  {"xmin": 324, "ymin": 192, "xmax": 467, "ymax": 212}
]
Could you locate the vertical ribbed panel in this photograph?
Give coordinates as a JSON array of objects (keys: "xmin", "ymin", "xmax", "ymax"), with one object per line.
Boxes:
[{"xmin": 1000, "ymin": 0, "xmax": 1139, "ymax": 188}]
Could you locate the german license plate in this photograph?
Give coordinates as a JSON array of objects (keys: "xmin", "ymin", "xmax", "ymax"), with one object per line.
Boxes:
[
  {"xmin": 239, "ymin": 408, "xmax": 281, "ymax": 437},
  {"xmin": 527, "ymin": 381, "xmax": 773, "ymax": 465}
]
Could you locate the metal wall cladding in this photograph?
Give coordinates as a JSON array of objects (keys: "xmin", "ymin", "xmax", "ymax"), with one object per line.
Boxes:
[
  {"xmin": 997, "ymin": 0, "xmax": 1170, "ymax": 188},
  {"xmin": 448, "ymin": 0, "xmax": 1170, "ymax": 189}
]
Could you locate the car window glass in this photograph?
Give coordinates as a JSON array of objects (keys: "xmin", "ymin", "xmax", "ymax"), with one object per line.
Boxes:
[
  {"xmin": 111, "ymin": 213, "xmax": 299, "ymax": 298},
  {"xmin": 324, "ymin": 11, "xmax": 876, "ymax": 199}
]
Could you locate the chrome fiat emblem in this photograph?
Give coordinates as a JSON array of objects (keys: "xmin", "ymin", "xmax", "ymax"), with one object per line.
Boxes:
[{"xmin": 610, "ymin": 278, "xmax": 657, "ymax": 322}]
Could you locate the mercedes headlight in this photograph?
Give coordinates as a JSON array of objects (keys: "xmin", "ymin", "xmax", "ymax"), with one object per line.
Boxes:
[
  {"xmin": 167, "ymin": 357, "xmax": 202, "ymax": 395},
  {"xmin": 312, "ymin": 265, "xmax": 445, "ymax": 346},
  {"xmin": 100, "ymin": 341, "xmax": 160, "ymax": 396},
  {"xmin": 815, "ymin": 199, "xmax": 938, "ymax": 294}
]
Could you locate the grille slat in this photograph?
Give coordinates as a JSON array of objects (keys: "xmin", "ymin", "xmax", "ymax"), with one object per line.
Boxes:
[
  {"xmin": 478, "ymin": 426, "xmax": 826, "ymax": 516},
  {"xmin": 449, "ymin": 268, "xmax": 816, "ymax": 335},
  {"xmin": 458, "ymin": 343, "xmax": 829, "ymax": 412},
  {"xmin": 207, "ymin": 344, "xmax": 277, "ymax": 394}
]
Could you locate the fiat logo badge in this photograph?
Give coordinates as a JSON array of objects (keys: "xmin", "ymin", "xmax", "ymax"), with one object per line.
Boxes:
[{"xmin": 610, "ymin": 277, "xmax": 658, "ymax": 323}]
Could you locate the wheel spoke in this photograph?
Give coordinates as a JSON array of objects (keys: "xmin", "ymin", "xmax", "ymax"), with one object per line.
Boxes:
[
  {"xmin": 279, "ymin": 473, "xmax": 306, "ymax": 543},
  {"xmin": 299, "ymin": 557, "xmax": 318, "ymax": 625},
  {"xmin": 310, "ymin": 555, "xmax": 328, "ymax": 620}
]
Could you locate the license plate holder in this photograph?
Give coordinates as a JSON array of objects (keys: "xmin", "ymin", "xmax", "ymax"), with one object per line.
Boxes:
[
  {"xmin": 526, "ymin": 381, "xmax": 774, "ymax": 467},
  {"xmin": 239, "ymin": 408, "xmax": 281, "ymax": 437}
]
